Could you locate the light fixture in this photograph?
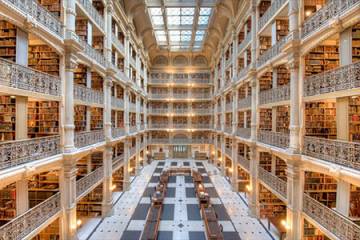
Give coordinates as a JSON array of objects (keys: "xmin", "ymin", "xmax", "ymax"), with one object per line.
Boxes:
[
  {"xmin": 246, "ymin": 184, "xmax": 252, "ymax": 192},
  {"xmin": 77, "ymin": 219, "xmax": 82, "ymax": 227},
  {"xmin": 111, "ymin": 185, "xmax": 116, "ymax": 191},
  {"xmin": 305, "ymin": 10, "xmax": 312, "ymax": 17},
  {"xmin": 281, "ymin": 220, "xmax": 290, "ymax": 230}
]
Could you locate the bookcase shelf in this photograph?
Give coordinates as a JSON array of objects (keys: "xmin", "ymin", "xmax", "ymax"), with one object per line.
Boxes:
[
  {"xmin": 349, "ymin": 96, "xmax": 360, "ymax": 142},
  {"xmin": 305, "ymin": 45, "xmax": 339, "ymax": 77},
  {"xmin": 305, "ymin": 101, "xmax": 336, "ymax": 138},
  {"xmin": 28, "ymin": 45, "xmax": 60, "ymax": 76},
  {"xmin": 276, "ymin": 106, "xmax": 290, "ymax": 133},
  {"xmin": 303, "ymin": 219, "xmax": 330, "ymax": 240},
  {"xmin": 37, "ymin": 0, "xmax": 61, "ymax": 17},
  {"xmin": 259, "ymin": 152, "xmax": 272, "ymax": 172},
  {"xmin": 352, "ymin": 23, "xmax": 360, "ymax": 62},
  {"xmin": 259, "ymin": 109, "xmax": 272, "ymax": 131},
  {"xmin": 350, "ymin": 184, "xmax": 360, "ymax": 221},
  {"xmin": 0, "ymin": 21, "xmax": 16, "ymax": 62},
  {"xmin": 275, "ymin": 157, "xmax": 287, "ymax": 181},
  {"xmin": 259, "ymin": 184, "xmax": 286, "ymax": 219},
  {"xmin": 74, "ymin": 64, "xmax": 87, "ymax": 86},
  {"xmin": 276, "ymin": 20, "xmax": 289, "ymax": 41},
  {"xmin": 31, "ymin": 218, "xmax": 60, "ymax": 240},
  {"xmin": 0, "ymin": 96, "xmax": 16, "ymax": 141},
  {"xmin": 91, "ymin": 71, "xmax": 103, "ymax": 91},
  {"xmin": 259, "ymin": 71, "xmax": 272, "ymax": 91},
  {"xmin": 77, "ymin": 185, "xmax": 103, "ymax": 217},
  {"xmin": 0, "ymin": 183, "xmax": 16, "ymax": 226},
  {"xmin": 76, "ymin": 20, "xmax": 88, "ymax": 41},
  {"xmin": 75, "ymin": 105, "xmax": 87, "ymax": 132},
  {"xmin": 259, "ymin": 37, "xmax": 271, "ymax": 56},
  {"xmin": 28, "ymin": 171, "xmax": 59, "ymax": 208},
  {"xmin": 276, "ymin": 65, "xmax": 290, "ymax": 86},
  {"xmin": 112, "ymin": 167, "xmax": 124, "ymax": 192},
  {"xmin": 237, "ymin": 166, "xmax": 250, "ymax": 192},
  {"xmin": 28, "ymin": 101, "xmax": 59, "ymax": 138},
  {"xmin": 90, "ymin": 107, "xmax": 103, "ymax": 130},
  {"xmin": 259, "ymin": 1, "xmax": 271, "ymax": 18}
]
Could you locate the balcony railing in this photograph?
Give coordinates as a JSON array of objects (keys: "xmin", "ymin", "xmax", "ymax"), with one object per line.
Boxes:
[
  {"xmin": 0, "ymin": 135, "xmax": 61, "ymax": 170},
  {"xmin": 191, "ymin": 93, "xmax": 211, "ymax": 99},
  {"xmin": 225, "ymin": 147, "xmax": 232, "ymax": 157},
  {"xmin": 303, "ymin": 136, "xmax": 360, "ymax": 171},
  {"xmin": 129, "ymin": 126, "xmax": 137, "ymax": 134},
  {"xmin": 74, "ymin": 84, "xmax": 104, "ymax": 105},
  {"xmin": 79, "ymin": 39, "xmax": 107, "ymax": 68},
  {"xmin": 238, "ymin": 96, "xmax": 252, "ymax": 109},
  {"xmin": 76, "ymin": 166, "xmax": 104, "ymax": 200},
  {"xmin": 149, "ymin": 93, "xmax": 169, "ymax": 99},
  {"xmin": 190, "ymin": 77, "xmax": 211, "ymax": 84},
  {"xmin": 151, "ymin": 138, "xmax": 211, "ymax": 145},
  {"xmin": 149, "ymin": 108, "xmax": 169, "ymax": 114},
  {"xmin": 303, "ymin": 193, "xmax": 360, "ymax": 240},
  {"xmin": 4, "ymin": 0, "xmax": 63, "ymax": 37},
  {"xmin": 140, "ymin": 124, "xmax": 145, "ymax": 131},
  {"xmin": 236, "ymin": 128, "xmax": 251, "ymax": 139},
  {"xmin": 129, "ymin": 147, "xmax": 136, "ymax": 156},
  {"xmin": 0, "ymin": 192, "xmax": 61, "ymax": 239},
  {"xmin": 112, "ymin": 128, "xmax": 125, "ymax": 139},
  {"xmin": 173, "ymin": 108, "xmax": 189, "ymax": 114},
  {"xmin": 130, "ymin": 57, "xmax": 136, "ymax": 67},
  {"xmin": 149, "ymin": 123, "xmax": 168, "ymax": 129},
  {"xmin": 237, "ymin": 65, "xmax": 250, "ymax": 81},
  {"xmin": 238, "ymin": 31, "xmax": 252, "ymax": 53},
  {"xmin": 0, "ymin": 58, "xmax": 61, "ymax": 96},
  {"xmin": 75, "ymin": 130, "xmax": 105, "ymax": 148},
  {"xmin": 77, "ymin": 0, "xmax": 104, "ymax": 29},
  {"xmin": 111, "ymin": 96, "xmax": 124, "ymax": 109},
  {"xmin": 301, "ymin": 0, "xmax": 359, "ymax": 39},
  {"xmin": 193, "ymin": 123, "xmax": 212, "ymax": 129},
  {"xmin": 238, "ymin": 155, "xmax": 250, "ymax": 171},
  {"xmin": 258, "ymin": 167, "xmax": 287, "ymax": 199},
  {"xmin": 258, "ymin": 0, "xmax": 287, "ymax": 31},
  {"xmin": 173, "ymin": 123, "xmax": 188, "ymax": 129},
  {"xmin": 225, "ymin": 103, "xmax": 233, "ymax": 112},
  {"xmin": 225, "ymin": 125, "xmax": 232, "ymax": 134},
  {"xmin": 304, "ymin": 61, "xmax": 360, "ymax": 97},
  {"xmin": 193, "ymin": 108, "xmax": 213, "ymax": 115},
  {"xmin": 111, "ymin": 35, "xmax": 125, "ymax": 53},
  {"xmin": 112, "ymin": 154, "xmax": 124, "ymax": 170},
  {"xmin": 258, "ymin": 130, "xmax": 290, "ymax": 149},
  {"xmin": 257, "ymin": 37, "xmax": 287, "ymax": 68},
  {"xmin": 129, "ymin": 103, "xmax": 136, "ymax": 112},
  {"xmin": 259, "ymin": 84, "xmax": 290, "ymax": 105}
]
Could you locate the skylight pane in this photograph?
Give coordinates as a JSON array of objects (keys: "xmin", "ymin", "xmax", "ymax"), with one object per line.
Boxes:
[
  {"xmin": 195, "ymin": 35, "xmax": 203, "ymax": 41},
  {"xmin": 152, "ymin": 16, "xmax": 164, "ymax": 25},
  {"xmin": 200, "ymin": 8, "xmax": 212, "ymax": 15},
  {"xmin": 166, "ymin": 8, "xmax": 180, "ymax": 15},
  {"xmin": 181, "ymin": 16, "xmax": 194, "ymax": 25},
  {"xmin": 150, "ymin": 8, "xmax": 162, "ymax": 15},
  {"xmin": 167, "ymin": 16, "xmax": 180, "ymax": 25},
  {"xmin": 198, "ymin": 16, "xmax": 209, "ymax": 25},
  {"xmin": 181, "ymin": 8, "xmax": 194, "ymax": 15},
  {"xmin": 181, "ymin": 35, "xmax": 191, "ymax": 41}
]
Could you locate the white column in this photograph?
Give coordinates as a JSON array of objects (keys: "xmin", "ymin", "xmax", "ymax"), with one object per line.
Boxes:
[
  {"xmin": 231, "ymin": 139, "xmax": 238, "ymax": 191},
  {"xmin": 123, "ymin": 139, "xmax": 130, "ymax": 190},
  {"xmin": 220, "ymin": 135, "xmax": 226, "ymax": 175},
  {"xmin": 250, "ymin": 77, "xmax": 257, "ymax": 140},
  {"xmin": 15, "ymin": 96, "xmax": 28, "ymax": 140},
  {"xmin": 136, "ymin": 95, "xmax": 140, "ymax": 130},
  {"xmin": 336, "ymin": 179, "xmax": 351, "ymax": 216},
  {"xmin": 248, "ymin": 145, "xmax": 260, "ymax": 217},
  {"xmin": 124, "ymin": 33, "xmax": 130, "ymax": 78},
  {"xmin": 104, "ymin": 77, "xmax": 112, "ymax": 140},
  {"xmin": 102, "ymin": 145, "xmax": 113, "ymax": 217},
  {"xmin": 16, "ymin": 176, "xmax": 28, "ymax": 215},
  {"xmin": 124, "ymin": 89, "xmax": 130, "ymax": 134},
  {"xmin": 135, "ymin": 135, "xmax": 140, "ymax": 175},
  {"xmin": 232, "ymin": 89, "xmax": 238, "ymax": 135},
  {"xmin": 232, "ymin": 26, "xmax": 238, "ymax": 80}
]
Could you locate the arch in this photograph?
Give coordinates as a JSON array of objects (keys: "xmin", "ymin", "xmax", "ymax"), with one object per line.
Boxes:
[
  {"xmin": 173, "ymin": 55, "xmax": 188, "ymax": 66},
  {"xmin": 152, "ymin": 55, "xmax": 169, "ymax": 66},
  {"xmin": 193, "ymin": 55, "xmax": 208, "ymax": 66}
]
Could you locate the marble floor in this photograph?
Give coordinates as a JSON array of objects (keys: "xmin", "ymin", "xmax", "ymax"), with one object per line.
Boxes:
[{"xmin": 85, "ymin": 159, "xmax": 273, "ymax": 240}]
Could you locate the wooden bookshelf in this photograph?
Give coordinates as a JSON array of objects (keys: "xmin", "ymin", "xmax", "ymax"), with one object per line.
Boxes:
[
  {"xmin": 0, "ymin": 183, "xmax": 16, "ymax": 226},
  {"xmin": 0, "ymin": 21, "xmax": 16, "ymax": 62},
  {"xmin": 305, "ymin": 45, "xmax": 339, "ymax": 77},
  {"xmin": 37, "ymin": 0, "xmax": 61, "ymax": 17},
  {"xmin": 259, "ymin": 184, "xmax": 286, "ymax": 219},
  {"xmin": 31, "ymin": 218, "xmax": 60, "ymax": 240},
  {"xmin": 28, "ymin": 45, "xmax": 59, "ymax": 76},
  {"xmin": 0, "ymin": 96, "xmax": 16, "ymax": 141},
  {"xmin": 74, "ymin": 105, "xmax": 87, "ymax": 132},
  {"xmin": 303, "ymin": 219, "xmax": 330, "ymax": 240},
  {"xmin": 305, "ymin": 101, "xmax": 336, "ymax": 139},
  {"xmin": 353, "ymin": 23, "xmax": 360, "ymax": 62},
  {"xmin": 75, "ymin": 20, "xmax": 88, "ymax": 41},
  {"xmin": 90, "ymin": 107, "xmax": 103, "ymax": 130},
  {"xmin": 77, "ymin": 185, "xmax": 103, "ymax": 217},
  {"xmin": 237, "ymin": 166, "xmax": 250, "ymax": 192},
  {"xmin": 28, "ymin": 101, "xmax": 59, "ymax": 138},
  {"xmin": 91, "ymin": 71, "xmax": 103, "ymax": 91},
  {"xmin": 276, "ymin": 106, "xmax": 290, "ymax": 133},
  {"xmin": 28, "ymin": 171, "xmax": 59, "ymax": 208},
  {"xmin": 276, "ymin": 65, "xmax": 290, "ymax": 86},
  {"xmin": 91, "ymin": 152, "xmax": 103, "ymax": 171},
  {"xmin": 74, "ymin": 64, "xmax": 87, "ymax": 86},
  {"xmin": 92, "ymin": 0, "xmax": 104, "ymax": 15},
  {"xmin": 92, "ymin": 36, "xmax": 104, "ymax": 53},
  {"xmin": 259, "ymin": 71, "xmax": 272, "ymax": 91},
  {"xmin": 259, "ymin": 37, "xmax": 271, "ymax": 56},
  {"xmin": 349, "ymin": 96, "xmax": 360, "ymax": 142},
  {"xmin": 350, "ymin": 184, "xmax": 360, "ymax": 222},
  {"xmin": 259, "ymin": 152, "xmax": 272, "ymax": 172},
  {"xmin": 304, "ymin": 172, "xmax": 337, "ymax": 209},
  {"xmin": 238, "ymin": 112, "xmax": 244, "ymax": 128},
  {"xmin": 259, "ymin": 109, "xmax": 272, "ymax": 131},
  {"xmin": 259, "ymin": 1, "xmax": 271, "ymax": 18},
  {"xmin": 276, "ymin": 20, "xmax": 289, "ymax": 41},
  {"xmin": 275, "ymin": 157, "xmax": 287, "ymax": 181},
  {"xmin": 112, "ymin": 167, "xmax": 124, "ymax": 192}
]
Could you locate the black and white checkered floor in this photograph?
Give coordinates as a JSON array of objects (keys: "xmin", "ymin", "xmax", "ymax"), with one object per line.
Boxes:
[{"xmin": 89, "ymin": 159, "xmax": 273, "ymax": 240}]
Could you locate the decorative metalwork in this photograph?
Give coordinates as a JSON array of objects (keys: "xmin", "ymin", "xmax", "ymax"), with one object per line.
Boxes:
[
  {"xmin": 259, "ymin": 84, "xmax": 290, "ymax": 105},
  {"xmin": 112, "ymin": 35, "xmax": 125, "ymax": 53},
  {"xmin": 75, "ymin": 130, "xmax": 105, "ymax": 148},
  {"xmin": 129, "ymin": 147, "xmax": 136, "ymax": 157},
  {"xmin": 112, "ymin": 154, "xmax": 124, "ymax": 170},
  {"xmin": 129, "ymin": 103, "xmax": 137, "ymax": 112},
  {"xmin": 258, "ymin": 130, "xmax": 289, "ymax": 149},
  {"xmin": 236, "ymin": 128, "xmax": 251, "ymax": 139},
  {"xmin": 0, "ymin": 58, "xmax": 61, "ymax": 96},
  {"xmin": 238, "ymin": 155, "xmax": 250, "ymax": 171},
  {"xmin": 193, "ymin": 123, "xmax": 212, "ymax": 129},
  {"xmin": 74, "ymin": 84, "xmax": 104, "ymax": 105},
  {"xmin": 238, "ymin": 96, "xmax": 252, "ymax": 109},
  {"xmin": 258, "ymin": 0, "xmax": 287, "ymax": 31},
  {"xmin": 129, "ymin": 126, "xmax": 137, "ymax": 133},
  {"xmin": 304, "ymin": 61, "xmax": 360, "ymax": 97},
  {"xmin": 257, "ymin": 37, "xmax": 286, "ymax": 68},
  {"xmin": 112, "ymin": 128, "xmax": 125, "ymax": 139},
  {"xmin": 303, "ymin": 193, "xmax": 360, "ymax": 240},
  {"xmin": 237, "ymin": 65, "xmax": 250, "ymax": 81},
  {"xmin": 225, "ymin": 103, "xmax": 233, "ymax": 112},
  {"xmin": 302, "ymin": 0, "xmax": 359, "ymax": 38},
  {"xmin": 225, "ymin": 126, "xmax": 232, "ymax": 134},
  {"xmin": 0, "ymin": 136, "xmax": 61, "ymax": 170},
  {"xmin": 0, "ymin": 193, "xmax": 61, "ymax": 240},
  {"xmin": 238, "ymin": 31, "xmax": 252, "ymax": 53},
  {"xmin": 225, "ymin": 147, "xmax": 232, "ymax": 157},
  {"xmin": 111, "ymin": 97, "xmax": 124, "ymax": 109},
  {"xmin": 77, "ymin": 0, "xmax": 104, "ymax": 29},
  {"xmin": 258, "ymin": 167, "xmax": 287, "ymax": 199},
  {"xmin": 80, "ymin": 39, "xmax": 107, "ymax": 68},
  {"xmin": 303, "ymin": 136, "xmax": 360, "ymax": 171},
  {"xmin": 76, "ymin": 166, "xmax": 104, "ymax": 199},
  {"xmin": 190, "ymin": 73, "xmax": 211, "ymax": 84},
  {"xmin": 4, "ymin": 0, "xmax": 63, "ymax": 37}
]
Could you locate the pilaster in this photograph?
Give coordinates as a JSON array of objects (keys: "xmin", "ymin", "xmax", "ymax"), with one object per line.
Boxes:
[
  {"xmin": 102, "ymin": 145, "xmax": 113, "ymax": 217},
  {"xmin": 248, "ymin": 145, "xmax": 260, "ymax": 218},
  {"xmin": 231, "ymin": 139, "xmax": 238, "ymax": 191}
]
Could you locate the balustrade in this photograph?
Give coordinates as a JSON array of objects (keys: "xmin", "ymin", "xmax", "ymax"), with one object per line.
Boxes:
[
  {"xmin": 303, "ymin": 136, "xmax": 360, "ymax": 171},
  {"xmin": 0, "ymin": 58, "xmax": 61, "ymax": 96},
  {"xmin": 237, "ymin": 65, "xmax": 250, "ymax": 81},
  {"xmin": 238, "ymin": 155, "xmax": 250, "ymax": 171},
  {"xmin": 258, "ymin": 130, "xmax": 289, "ymax": 149},
  {"xmin": 76, "ymin": 166, "xmax": 104, "ymax": 199},
  {"xmin": 304, "ymin": 62, "xmax": 360, "ymax": 97},
  {"xmin": 225, "ymin": 147, "xmax": 232, "ymax": 157},
  {"xmin": 225, "ymin": 103, "xmax": 233, "ymax": 112},
  {"xmin": 257, "ymin": 37, "xmax": 287, "ymax": 68},
  {"xmin": 75, "ymin": 130, "xmax": 105, "ymax": 148},
  {"xmin": 79, "ymin": 39, "xmax": 107, "ymax": 68},
  {"xmin": 74, "ymin": 84, "xmax": 104, "ymax": 105},
  {"xmin": 0, "ymin": 136, "xmax": 61, "ymax": 170},
  {"xmin": 259, "ymin": 84, "xmax": 290, "ymax": 105},
  {"xmin": 111, "ymin": 96, "xmax": 124, "ymax": 109},
  {"xmin": 258, "ymin": 167, "xmax": 287, "ymax": 199},
  {"xmin": 238, "ymin": 96, "xmax": 251, "ymax": 109},
  {"xmin": 303, "ymin": 193, "xmax": 360, "ymax": 240},
  {"xmin": 112, "ymin": 128, "xmax": 125, "ymax": 139},
  {"xmin": 112, "ymin": 154, "xmax": 124, "ymax": 170},
  {"xmin": 77, "ymin": 0, "xmax": 104, "ymax": 29},
  {"xmin": 111, "ymin": 35, "xmax": 125, "ymax": 53},
  {"xmin": 258, "ymin": 0, "xmax": 287, "ymax": 31},
  {"xmin": 236, "ymin": 128, "xmax": 251, "ymax": 139},
  {"xmin": 238, "ymin": 32, "xmax": 252, "ymax": 53}
]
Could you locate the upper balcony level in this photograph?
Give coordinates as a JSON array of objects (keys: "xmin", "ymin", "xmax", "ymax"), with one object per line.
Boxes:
[{"xmin": 149, "ymin": 72, "xmax": 212, "ymax": 85}]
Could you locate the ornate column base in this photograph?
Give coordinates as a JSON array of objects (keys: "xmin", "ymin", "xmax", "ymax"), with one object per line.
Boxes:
[{"xmin": 102, "ymin": 202, "xmax": 114, "ymax": 217}]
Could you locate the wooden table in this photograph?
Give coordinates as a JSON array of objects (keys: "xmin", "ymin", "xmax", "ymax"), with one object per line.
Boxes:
[
  {"xmin": 152, "ymin": 191, "xmax": 164, "ymax": 205},
  {"xmin": 192, "ymin": 171, "xmax": 203, "ymax": 183},
  {"xmin": 201, "ymin": 206, "xmax": 224, "ymax": 240},
  {"xmin": 141, "ymin": 205, "xmax": 162, "ymax": 240},
  {"xmin": 198, "ymin": 192, "xmax": 210, "ymax": 207}
]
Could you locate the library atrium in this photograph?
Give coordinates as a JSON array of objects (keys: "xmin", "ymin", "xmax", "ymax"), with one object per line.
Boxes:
[{"xmin": 0, "ymin": 0, "xmax": 359, "ymax": 239}]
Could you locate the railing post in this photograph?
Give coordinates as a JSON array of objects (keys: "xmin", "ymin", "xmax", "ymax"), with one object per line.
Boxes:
[
  {"xmin": 231, "ymin": 138, "xmax": 238, "ymax": 191},
  {"xmin": 102, "ymin": 144, "xmax": 113, "ymax": 217},
  {"xmin": 123, "ymin": 138, "xmax": 130, "ymax": 191},
  {"xmin": 135, "ymin": 135, "xmax": 140, "ymax": 175},
  {"xmin": 248, "ymin": 144, "xmax": 260, "ymax": 218}
]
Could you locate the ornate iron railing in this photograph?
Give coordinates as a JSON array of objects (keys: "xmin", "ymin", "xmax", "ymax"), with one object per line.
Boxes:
[
  {"xmin": 75, "ymin": 130, "xmax": 105, "ymax": 148},
  {"xmin": 112, "ymin": 128, "xmax": 125, "ymax": 139},
  {"xmin": 303, "ymin": 136, "xmax": 360, "ymax": 171},
  {"xmin": 191, "ymin": 93, "xmax": 211, "ymax": 99},
  {"xmin": 304, "ymin": 61, "xmax": 360, "ymax": 97},
  {"xmin": 112, "ymin": 154, "xmax": 124, "ymax": 170},
  {"xmin": 225, "ymin": 103, "xmax": 233, "ymax": 112},
  {"xmin": 301, "ymin": 0, "xmax": 359, "ymax": 39},
  {"xmin": 193, "ymin": 108, "xmax": 213, "ymax": 115},
  {"xmin": 111, "ymin": 96, "xmax": 124, "ymax": 109},
  {"xmin": 303, "ymin": 193, "xmax": 360, "ymax": 240},
  {"xmin": 0, "ymin": 192, "xmax": 61, "ymax": 240},
  {"xmin": 149, "ymin": 108, "xmax": 169, "ymax": 114},
  {"xmin": 238, "ymin": 32, "xmax": 252, "ymax": 53},
  {"xmin": 0, "ymin": 136, "xmax": 61, "ymax": 170},
  {"xmin": 225, "ymin": 147, "xmax": 232, "ymax": 157},
  {"xmin": 257, "ymin": 37, "xmax": 287, "ymax": 68},
  {"xmin": 0, "ymin": 58, "xmax": 61, "ymax": 96},
  {"xmin": 237, "ymin": 65, "xmax": 250, "ymax": 81},
  {"xmin": 4, "ymin": 0, "xmax": 63, "ymax": 37},
  {"xmin": 76, "ymin": 166, "xmax": 104, "ymax": 199},
  {"xmin": 173, "ymin": 123, "xmax": 188, "ymax": 129},
  {"xmin": 74, "ymin": 84, "xmax": 104, "ymax": 105},
  {"xmin": 238, "ymin": 155, "xmax": 250, "ymax": 171},
  {"xmin": 129, "ymin": 103, "xmax": 136, "ymax": 112},
  {"xmin": 258, "ymin": 0, "xmax": 287, "ymax": 31},
  {"xmin": 236, "ymin": 128, "xmax": 251, "ymax": 139},
  {"xmin": 225, "ymin": 125, "xmax": 232, "ymax": 134},
  {"xmin": 149, "ymin": 123, "xmax": 168, "ymax": 129},
  {"xmin": 258, "ymin": 167, "xmax": 287, "ymax": 199},
  {"xmin": 259, "ymin": 84, "xmax": 290, "ymax": 105},
  {"xmin": 77, "ymin": 0, "xmax": 104, "ymax": 29},
  {"xmin": 129, "ymin": 147, "xmax": 136, "ymax": 157},
  {"xmin": 111, "ymin": 35, "xmax": 125, "ymax": 53},
  {"xmin": 129, "ymin": 126, "xmax": 137, "ymax": 134},
  {"xmin": 79, "ymin": 39, "xmax": 107, "ymax": 68},
  {"xmin": 238, "ymin": 96, "xmax": 252, "ymax": 109},
  {"xmin": 258, "ymin": 130, "xmax": 290, "ymax": 149}
]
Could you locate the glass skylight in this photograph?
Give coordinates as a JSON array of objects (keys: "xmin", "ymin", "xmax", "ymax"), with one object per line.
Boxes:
[{"xmin": 148, "ymin": 2, "xmax": 215, "ymax": 51}]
